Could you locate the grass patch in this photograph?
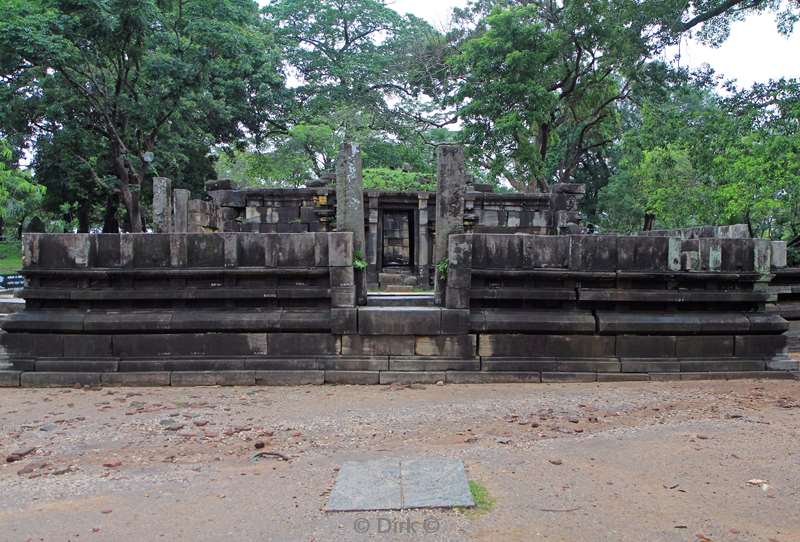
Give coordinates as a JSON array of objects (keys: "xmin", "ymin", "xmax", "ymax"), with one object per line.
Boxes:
[
  {"xmin": 460, "ymin": 480, "xmax": 495, "ymax": 516},
  {"xmin": 0, "ymin": 241, "xmax": 22, "ymax": 274}
]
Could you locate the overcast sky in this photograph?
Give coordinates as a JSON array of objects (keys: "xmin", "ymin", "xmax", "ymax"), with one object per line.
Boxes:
[{"xmin": 387, "ymin": 0, "xmax": 800, "ymax": 88}]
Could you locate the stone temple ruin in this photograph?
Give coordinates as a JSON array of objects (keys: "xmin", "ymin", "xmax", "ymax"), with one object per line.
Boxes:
[{"xmin": 0, "ymin": 144, "xmax": 796, "ymax": 387}]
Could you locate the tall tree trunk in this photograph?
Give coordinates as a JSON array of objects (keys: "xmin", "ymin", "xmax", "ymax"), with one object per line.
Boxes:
[
  {"xmin": 77, "ymin": 203, "xmax": 90, "ymax": 233},
  {"xmin": 112, "ymin": 144, "xmax": 144, "ymax": 233},
  {"xmin": 643, "ymin": 212, "xmax": 656, "ymax": 231},
  {"xmin": 103, "ymin": 193, "xmax": 120, "ymax": 234}
]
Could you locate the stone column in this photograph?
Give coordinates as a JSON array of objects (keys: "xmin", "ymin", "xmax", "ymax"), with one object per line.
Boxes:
[
  {"xmin": 367, "ymin": 192, "xmax": 380, "ymax": 286},
  {"xmin": 153, "ymin": 177, "xmax": 173, "ymax": 233},
  {"xmin": 434, "ymin": 145, "xmax": 467, "ymax": 304},
  {"xmin": 417, "ymin": 193, "xmax": 430, "ymax": 287},
  {"xmin": 172, "ymin": 189, "xmax": 190, "ymax": 233},
  {"xmin": 335, "ymin": 142, "xmax": 367, "ymax": 304}
]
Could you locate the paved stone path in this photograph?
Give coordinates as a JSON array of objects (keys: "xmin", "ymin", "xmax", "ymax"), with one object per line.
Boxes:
[{"xmin": 327, "ymin": 458, "xmax": 474, "ymax": 511}]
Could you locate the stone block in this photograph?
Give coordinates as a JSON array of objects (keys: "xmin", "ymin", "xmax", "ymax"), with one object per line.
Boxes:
[
  {"xmin": 186, "ymin": 234, "xmax": 225, "ymax": 267},
  {"xmin": 620, "ymin": 359, "xmax": 680, "ymax": 373},
  {"xmin": 173, "ymin": 189, "xmax": 190, "ymax": 233},
  {"xmin": 746, "ymin": 313, "xmax": 789, "ymax": 333},
  {"xmin": 325, "ymin": 371, "xmax": 380, "ymax": 385},
  {"xmin": 328, "ymin": 232, "xmax": 353, "ymax": 267},
  {"xmin": 331, "ymin": 308, "xmax": 357, "ymax": 334},
  {"xmin": 203, "ymin": 333, "xmax": 268, "ymax": 356},
  {"xmin": 444, "ymin": 287, "xmax": 470, "ymax": 310},
  {"xmin": 569, "ymin": 235, "xmax": 618, "ymax": 271},
  {"xmin": 62, "ymin": 335, "xmax": 114, "ymax": 357},
  {"xmin": 3, "ymin": 311, "xmax": 85, "ymax": 332},
  {"xmin": 616, "ymin": 335, "xmax": 676, "ymax": 358},
  {"xmin": 389, "ymin": 357, "xmax": 480, "ymax": 371},
  {"xmin": 153, "ymin": 177, "xmax": 173, "ymax": 233},
  {"xmin": 734, "ymin": 335, "xmax": 787, "ymax": 357},
  {"xmin": 358, "ymin": 307, "xmax": 441, "ymax": 335},
  {"xmin": 0, "ymin": 371, "xmax": 21, "ymax": 387},
  {"xmin": 556, "ymin": 360, "xmax": 620, "ymax": 372},
  {"xmin": 21, "ymin": 372, "xmax": 102, "ymax": 387},
  {"xmin": 129, "ymin": 234, "xmax": 170, "ymax": 268},
  {"xmin": 617, "ymin": 236, "xmax": 669, "ymax": 271},
  {"xmin": 445, "ymin": 372, "xmax": 541, "ymax": 384},
  {"xmin": 35, "ymin": 358, "xmax": 118, "ymax": 372},
  {"xmin": 317, "ymin": 357, "xmax": 388, "ymax": 371},
  {"xmin": 379, "ymin": 371, "xmax": 446, "ymax": 385},
  {"xmin": 341, "ymin": 335, "xmax": 415, "ymax": 356},
  {"xmin": 101, "ymin": 372, "xmax": 171, "ymax": 386},
  {"xmin": 680, "ymin": 360, "xmax": 765, "ymax": 372},
  {"xmin": 236, "ymin": 233, "xmax": 266, "ymax": 266},
  {"xmin": 771, "ymin": 241, "xmax": 787, "ymax": 268},
  {"xmin": 170, "ymin": 371, "xmax": 219, "ymax": 386},
  {"xmin": 675, "ymin": 336, "xmax": 734, "ymax": 358},
  {"xmin": 268, "ymin": 333, "xmax": 338, "ymax": 356},
  {"xmin": 471, "ymin": 234, "xmax": 522, "ymax": 269},
  {"xmin": 522, "ymin": 235, "xmax": 570, "ymax": 269},
  {"xmin": 649, "ymin": 373, "xmax": 681, "ymax": 382},
  {"xmin": 545, "ymin": 335, "xmax": 616, "ymax": 358},
  {"xmin": 597, "ymin": 373, "xmax": 649, "ymax": 382},
  {"xmin": 244, "ymin": 358, "xmax": 318, "ymax": 370},
  {"xmin": 478, "ymin": 334, "xmax": 548, "ymax": 357},
  {"xmin": 37, "ymin": 234, "xmax": 91, "ymax": 268},
  {"xmin": 84, "ymin": 311, "xmax": 172, "ymax": 333},
  {"xmin": 476, "ymin": 309, "xmax": 595, "ymax": 333},
  {"xmin": 91, "ymin": 234, "xmax": 122, "ymax": 267},
  {"xmin": 254, "ymin": 370, "xmax": 324, "ymax": 385},
  {"xmin": 441, "ymin": 309, "xmax": 470, "ymax": 334},
  {"xmin": 112, "ymin": 334, "xmax": 206, "ymax": 357},
  {"xmin": 541, "ymin": 372, "xmax": 597, "ymax": 383},
  {"xmin": 1, "ymin": 333, "xmax": 63, "ymax": 357},
  {"xmin": 265, "ymin": 233, "xmax": 316, "ymax": 267},
  {"xmin": 415, "ymin": 335, "xmax": 476, "ymax": 358},
  {"xmin": 215, "ymin": 371, "xmax": 256, "ymax": 386},
  {"xmin": 481, "ymin": 358, "xmax": 559, "ymax": 371}
]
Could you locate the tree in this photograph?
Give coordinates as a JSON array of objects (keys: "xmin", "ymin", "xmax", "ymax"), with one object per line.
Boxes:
[
  {"xmin": 0, "ymin": 139, "xmax": 45, "ymax": 238},
  {"xmin": 260, "ymin": 0, "xmax": 445, "ymax": 178},
  {"xmin": 450, "ymin": 2, "xmax": 670, "ymax": 192},
  {"xmin": 0, "ymin": 0, "xmax": 283, "ymax": 231}
]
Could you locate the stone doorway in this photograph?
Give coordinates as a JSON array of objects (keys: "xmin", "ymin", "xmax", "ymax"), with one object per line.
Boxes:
[{"xmin": 379, "ymin": 209, "xmax": 417, "ymax": 290}]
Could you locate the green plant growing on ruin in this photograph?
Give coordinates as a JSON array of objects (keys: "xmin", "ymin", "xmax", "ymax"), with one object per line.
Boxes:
[
  {"xmin": 435, "ymin": 257, "xmax": 449, "ymax": 281},
  {"xmin": 459, "ymin": 480, "xmax": 495, "ymax": 516},
  {"xmin": 353, "ymin": 250, "xmax": 368, "ymax": 271}
]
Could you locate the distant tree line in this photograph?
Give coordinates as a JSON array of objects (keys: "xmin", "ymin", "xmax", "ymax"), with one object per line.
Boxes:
[{"xmin": 0, "ymin": 0, "xmax": 797, "ymax": 239}]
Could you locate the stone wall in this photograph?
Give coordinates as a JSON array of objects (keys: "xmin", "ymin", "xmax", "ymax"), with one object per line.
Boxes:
[
  {"xmin": 1, "ymin": 232, "xmax": 795, "ymax": 387},
  {"xmin": 444, "ymin": 233, "xmax": 792, "ymax": 374}
]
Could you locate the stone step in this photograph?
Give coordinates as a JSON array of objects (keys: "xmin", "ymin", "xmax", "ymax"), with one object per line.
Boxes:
[
  {"xmin": 367, "ymin": 294, "xmax": 435, "ymax": 307},
  {"xmin": 378, "ymin": 272, "xmax": 418, "ymax": 286},
  {"xmin": 382, "ymin": 285, "xmax": 415, "ymax": 293},
  {"xmin": 0, "ymin": 297, "xmax": 25, "ymax": 313}
]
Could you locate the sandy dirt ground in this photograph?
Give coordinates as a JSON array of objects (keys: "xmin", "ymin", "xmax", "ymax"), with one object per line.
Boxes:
[{"xmin": 1, "ymin": 379, "xmax": 799, "ymax": 542}]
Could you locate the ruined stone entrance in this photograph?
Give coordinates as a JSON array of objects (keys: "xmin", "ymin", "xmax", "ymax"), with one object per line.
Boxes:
[{"xmin": 381, "ymin": 210, "xmax": 413, "ymax": 267}]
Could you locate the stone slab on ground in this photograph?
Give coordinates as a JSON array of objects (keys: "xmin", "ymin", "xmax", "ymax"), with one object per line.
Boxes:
[{"xmin": 326, "ymin": 458, "xmax": 474, "ymax": 512}]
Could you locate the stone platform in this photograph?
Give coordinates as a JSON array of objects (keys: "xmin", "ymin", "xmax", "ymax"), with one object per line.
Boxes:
[{"xmin": 0, "ymin": 232, "xmax": 795, "ymax": 387}]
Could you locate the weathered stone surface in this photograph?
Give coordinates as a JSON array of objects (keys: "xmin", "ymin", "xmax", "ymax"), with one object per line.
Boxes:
[
  {"xmin": 675, "ymin": 336, "xmax": 734, "ymax": 358},
  {"xmin": 445, "ymin": 371, "xmax": 541, "ymax": 384},
  {"xmin": 324, "ymin": 370, "xmax": 380, "ymax": 385},
  {"xmin": 379, "ymin": 371, "xmax": 446, "ymax": 384},
  {"xmin": 170, "ymin": 371, "xmax": 219, "ymax": 386},
  {"xmin": 330, "ymin": 308, "xmax": 357, "ymax": 334},
  {"xmin": 620, "ymin": 359, "xmax": 680, "ymax": 373},
  {"xmin": 335, "ymin": 143, "xmax": 367, "ymax": 304},
  {"xmin": 389, "ymin": 357, "xmax": 479, "ymax": 371},
  {"xmin": 680, "ymin": 360, "xmax": 765, "ymax": 372},
  {"xmin": 172, "ymin": 189, "xmax": 190, "ymax": 233},
  {"xmin": 616, "ymin": 335, "xmax": 677, "ymax": 358},
  {"xmin": 434, "ymin": 145, "xmax": 467, "ymax": 302},
  {"xmin": 35, "ymin": 358, "xmax": 118, "ymax": 372},
  {"xmin": 597, "ymin": 373, "xmax": 649, "ymax": 382},
  {"xmin": 441, "ymin": 309, "xmax": 470, "ymax": 334},
  {"xmin": 37, "ymin": 234, "xmax": 91, "ymax": 268},
  {"xmin": 153, "ymin": 177, "xmax": 173, "ymax": 233},
  {"xmin": 541, "ymin": 372, "xmax": 597, "ymax": 383},
  {"xmin": 244, "ymin": 358, "xmax": 318, "ymax": 370},
  {"xmin": 317, "ymin": 357, "xmax": 388, "ymax": 371},
  {"xmin": 62, "ymin": 335, "xmax": 113, "ymax": 357},
  {"xmin": 414, "ymin": 335, "xmax": 476, "ymax": 358},
  {"xmin": 340, "ymin": 335, "xmax": 415, "ymax": 356},
  {"xmin": 253, "ymin": 370, "xmax": 324, "ymax": 385},
  {"xmin": 0, "ymin": 371, "xmax": 21, "ymax": 387},
  {"xmin": 358, "ymin": 307, "xmax": 441, "ymax": 335},
  {"xmin": 734, "ymin": 335, "xmax": 787, "ymax": 357},
  {"xmin": 21, "ymin": 372, "xmax": 102, "ymax": 387},
  {"xmin": 569, "ymin": 235, "xmax": 618, "ymax": 271},
  {"xmin": 101, "ymin": 372, "xmax": 171, "ymax": 386},
  {"xmin": 474, "ymin": 310, "xmax": 595, "ymax": 333},
  {"xmin": 771, "ymin": 241, "xmax": 787, "ymax": 268},
  {"xmin": 268, "ymin": 333, "xmax": 337, "ymax": 356},
  {"xmin": 522, "ymin": 235, "xmax": 570, "ymax": 269}
]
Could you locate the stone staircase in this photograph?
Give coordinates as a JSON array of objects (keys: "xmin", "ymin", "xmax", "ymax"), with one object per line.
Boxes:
[{"xmin": 367, "ymin": 293, "xmax": 435, "ymax": 307}]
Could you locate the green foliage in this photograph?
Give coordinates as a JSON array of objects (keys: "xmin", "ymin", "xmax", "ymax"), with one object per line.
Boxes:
[
  {"xmin": 0, "ymin": 140, "xmax": 45, "ymax": 237},
  {"xmin": 435, "ymin": 257, "xmax": 449, "ymax": 281},
  {"xmin": 0, "ymin": 0, "xmax": 282, "ymax": 231},
  {"xmin": 0, "ymin": 241, "xmax": 23, "ymax": 274},
  {"xmin": 363, "ymin": 168, "xmax": 435, "ymax": 192},
  {"xmin": 598, "ymin": 79, "xmax": 800, "ymax": 238},
  {"xmin": 352, "ymin": 250, "xmax": 368, "ymax": 271},
  {"xmin": 460, "ymin": 481, "xmax": 495, "ymax": 515}
]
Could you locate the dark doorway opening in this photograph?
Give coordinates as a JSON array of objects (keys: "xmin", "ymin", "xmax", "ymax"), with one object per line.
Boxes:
[{"xmin": 382, "ymin": 210, "xmax": 414, "ymax": 268}]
